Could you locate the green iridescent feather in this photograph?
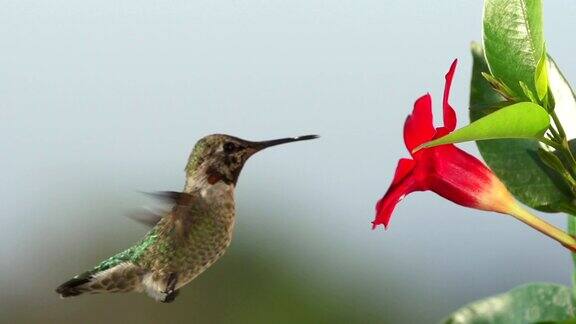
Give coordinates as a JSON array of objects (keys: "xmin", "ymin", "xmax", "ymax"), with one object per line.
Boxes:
[{"xmin": 85, "ymin": 229, "xmax": 159, "ymax": 276}]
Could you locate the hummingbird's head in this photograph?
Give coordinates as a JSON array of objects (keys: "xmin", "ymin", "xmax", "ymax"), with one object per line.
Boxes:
[{"xmin": 185, "ymin": 134, "xmax": 318, "ymax": 186}]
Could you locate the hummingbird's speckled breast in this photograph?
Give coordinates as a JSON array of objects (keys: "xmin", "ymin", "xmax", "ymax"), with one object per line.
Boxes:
[{"xmin": 136, "ymin": 182, "xmax": 236, "ymax": 290}]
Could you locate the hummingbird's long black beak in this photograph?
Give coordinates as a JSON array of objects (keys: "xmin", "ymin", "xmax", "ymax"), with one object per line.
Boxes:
[{"xmin": 247, "ymin": 135, "xmax": 319, "ymax": 151}]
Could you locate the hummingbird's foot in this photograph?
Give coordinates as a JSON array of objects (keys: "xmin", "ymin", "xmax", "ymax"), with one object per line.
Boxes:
[
  {"xmin": 160, "ymin": 272, "xmax": 179, "ymax": 303},
  {"xmin": 162, "ymin": 289, "xmax": 180, "ymax": 303}
]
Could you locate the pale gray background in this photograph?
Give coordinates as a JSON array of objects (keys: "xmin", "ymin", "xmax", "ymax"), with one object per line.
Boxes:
[{"xmin": 2, "ymin": 0, "xmax": 576, "ymax": 322}]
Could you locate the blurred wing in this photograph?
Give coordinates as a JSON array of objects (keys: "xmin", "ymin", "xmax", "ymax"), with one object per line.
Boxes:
[
  {"xmin": 140, "ymin": 191, "xmax": 195, "ymax": 206},
  {"xmin": 126, "ymin": 209, "xmax": 165, "ymax": 227},
  {"xmin": 127, "ymin": 191, "xmax": 195, "ymax": 227}
]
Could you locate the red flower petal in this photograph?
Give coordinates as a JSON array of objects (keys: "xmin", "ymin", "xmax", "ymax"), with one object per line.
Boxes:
[
  {"xmin": 425, "ymin": 144, "xmax": 492, "ymax": 209},
  {"xmin": 373, "ymin": 158, "xmax": 416, "ymax": 229},
  {"xmin": 403, "ymin": 94, "xmax": 436, "ymax": 153},
  {"xmin": 391, "ymin": 158, "xmax": 415, "ymax": 186},
  {"xmin": 442, "ymin": 59, "xmax": 458, "ymax": 131}
]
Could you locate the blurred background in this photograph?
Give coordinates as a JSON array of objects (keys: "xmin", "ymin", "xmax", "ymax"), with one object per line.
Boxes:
[{"xmin": 2, "ymin": 0, "xmax": 576, "ymax": 322}]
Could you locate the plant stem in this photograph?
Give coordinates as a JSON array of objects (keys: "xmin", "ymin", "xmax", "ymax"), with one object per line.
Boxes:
[
  {"xmin": 539, "ymin": 137, "xmax": 562, "ymax": 150},
  {"xmin": 549, "ymin": 126, "xmax": 561, "ymax": 140},
  {"xmin": 569, "ymin": 215, "xmax": 576, "ymax": 304},
  {"xmin": 562, "ymin": 141, "xmax": 576, "ymax": 175},
  {"xmin": 551, "ymin": 109, "xmax": 568, "ymax": 139},
  {"xmin": 546, "ymin": 109, "xmax": 576, "ymax": 180},
  {"xmin": 508, "ymin": 204, "xmax": 576, "ymax": 252}
]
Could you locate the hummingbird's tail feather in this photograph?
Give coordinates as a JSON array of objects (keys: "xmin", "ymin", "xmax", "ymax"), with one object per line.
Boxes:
[
  {"xmin": 55, "ymin": 275, "xmax": 91, "ymax": 297},
  {"xmin": 56, "ymin": 262, "xmax": 143, "ymax": 298}
]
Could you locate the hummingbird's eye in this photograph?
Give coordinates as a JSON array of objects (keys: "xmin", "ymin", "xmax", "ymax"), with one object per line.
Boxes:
[{"xmin": 223, "ymin": 142, "xmax": 237, "ymax": 153}]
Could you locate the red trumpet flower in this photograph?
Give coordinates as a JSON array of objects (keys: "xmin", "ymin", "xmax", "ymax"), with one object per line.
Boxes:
[
  {"xmin": 372, "ymin": 60, "xmax": 576, "ymax": 252},
  {"xmin": 373, "ymin": 59, "xmax": 515, "ymax": 229}
]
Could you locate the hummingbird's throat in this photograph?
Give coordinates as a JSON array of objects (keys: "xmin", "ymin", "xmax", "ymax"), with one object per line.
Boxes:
[
  {"xmin": 184, "ymin": 169, "xmax": 235, "ymax": 205},
  {"xmin": 206, "ymin": 169, "xmax": 226, "ymax": 185},
  {"xmin": 206, "ymin": 166, "xmax": 240, "ymax": 185},
  {"xmin": 185, "ymin": 164, "xmax": 240, "ymax": 192}
]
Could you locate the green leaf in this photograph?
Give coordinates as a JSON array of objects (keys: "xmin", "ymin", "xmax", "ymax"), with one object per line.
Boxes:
[
  {"xmin": 483, "ymin": 0, "xmax": 544, "ymax": 99},
  {"xmin": 520, "ymin": 81, "xmax": 539, "ymax": 103},
  {"xmin": 536, "ymin": 48, "xmax": 549, "ymax": 102},
  {"xmin": 538, "ymin": 319, "xmax": 576, "ymax": 324},
  {"xmin": 537, "ymin": 148, "xmax": 574, "ymax": 186},
  {"xmin": 417, "ymin": 102, "xmax": 549, "ymax": 150},
  {"xmin": 470, "ymin": 43, "xmax": 504, "ymax": 107},
  {"xmin": 443, "ymin": 283, "xmax": 574, "ymax": 324},
  {"xmin": 482, "ymin": 72, "xmax": 517, "ymax": 100},
  {"xmin": 469, "ymin": 43, "xmax": 573, "ymax": 212}
]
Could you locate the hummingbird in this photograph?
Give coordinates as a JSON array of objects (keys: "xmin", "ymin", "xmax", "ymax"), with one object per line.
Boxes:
[{"xmin": 55, "ymin": 134, "xmax": 318, "ymax": 303}]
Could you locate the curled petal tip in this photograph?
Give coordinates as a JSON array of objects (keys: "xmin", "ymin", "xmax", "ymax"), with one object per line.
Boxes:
[
  {"xmin": 442, "ymin": 59, "xmax": 458, "ymax": 131},
  {"xmin": 447, "ymin": 59, "xmax": 458, "ymax": 76},
  {"xmin": 371, "ymin": 221, "xmax": 387, "ymax": 231}
]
